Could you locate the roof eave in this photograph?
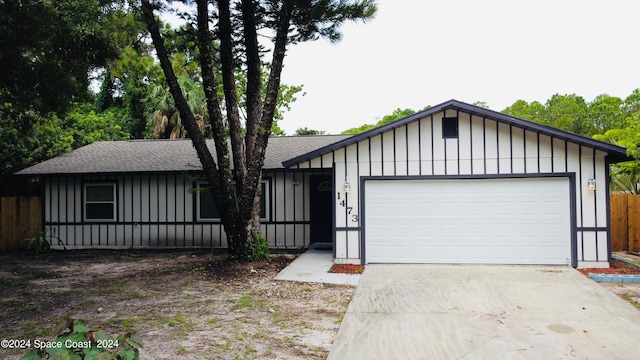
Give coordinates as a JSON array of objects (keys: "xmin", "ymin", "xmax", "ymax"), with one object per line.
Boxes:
[{"xmin": 283, "ymin": 99, "xmax": 630, "ymax": 167}]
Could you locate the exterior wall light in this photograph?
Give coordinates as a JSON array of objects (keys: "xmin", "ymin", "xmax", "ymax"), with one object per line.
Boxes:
[
  {"xmin": 587, "ymin": 177, "xmax": 596, "ymax": 191},
  {"xmin": 344, "ymin": 179, "xmax": 351, "ymax": 194}
]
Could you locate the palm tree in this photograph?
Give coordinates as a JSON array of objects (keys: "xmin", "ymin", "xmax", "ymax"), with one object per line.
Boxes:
[
  {"xmin": 145, "ymin": 75, "xmax": 208, "ymax": 139},
  {"xmin": 611, "ymin": 168, "xmax": 640, "ymax": 194}
]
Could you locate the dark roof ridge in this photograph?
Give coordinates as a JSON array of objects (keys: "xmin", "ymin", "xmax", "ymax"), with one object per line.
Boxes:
[{"xmin": 282, "ymin": 99, "xmax": 630, "ymax": 167}]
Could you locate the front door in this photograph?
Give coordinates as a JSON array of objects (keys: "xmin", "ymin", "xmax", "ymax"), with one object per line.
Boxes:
[{"xmin": 310, "ymin": 175, "xmax": 333, "ymax": 244}]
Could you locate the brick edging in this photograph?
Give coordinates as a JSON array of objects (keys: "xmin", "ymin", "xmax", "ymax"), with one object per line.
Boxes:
[{"xmin": 588, "ymin": 256, "xmax": 640, "ymax": 283}]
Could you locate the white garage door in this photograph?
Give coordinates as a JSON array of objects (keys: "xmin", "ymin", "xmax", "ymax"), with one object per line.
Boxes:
[{"xmin": 364, "ymin": 178, "xmax": 571, "ymax": 265}]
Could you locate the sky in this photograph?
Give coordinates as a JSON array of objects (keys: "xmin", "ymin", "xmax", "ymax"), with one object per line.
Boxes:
[{"xmin": 276, "ymin": 0, "xmax": 640, "ymax": 134}]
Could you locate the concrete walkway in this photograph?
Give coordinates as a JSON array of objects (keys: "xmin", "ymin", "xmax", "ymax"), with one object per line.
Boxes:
[
  {"xmin": 274, "ymin": 248, "xmax": 361, "ymax": 286},
  {"xmin": 328, "ymin": 264, "xmax": 640, "ymax": 359}
]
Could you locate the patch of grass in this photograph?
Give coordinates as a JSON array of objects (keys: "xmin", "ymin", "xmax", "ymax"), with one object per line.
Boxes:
[
  {"xmin": 0, "ymin": 277, "xmax": 27, "ymax": 288},
  {"xmin": 236, "ymin": 293, "xmax": 267, "ymax": 308},
  {"xmin": 299, "ymin": 286, "xmax": 314, "ymax": 292},
  {"xmin": 0, "ymin": 299, "xmax": 25, "ymax": 309},
  {"xmin": 177, "ymin": 345, "xmax": 187, "ymax": 354},
  {"xmin": 117, "ymin": 290, "xmax": 145, "ymax": 301},
  {"xmin": 621, "ymin": 293, "xmax": 640, "ymax": 309},
  {"xmin": 256, "ymin": 330, "xmax": 270, "ymax": 339},
  {"xmin": 188, "ymin": 264, "xmax": 205, "ymax": 274},
  {"xmin": 262, "ymin": 348, "xmax": 275, "ymax": 358},
  {"xmin": 271, "ymin": 311, "xmax": 286, "ymax": 326},
  {"xmin": 165, "ymin": 312, "xmax": 188, "ymax": 327},
  {"xmin": 237, "ymin": 294, "xmax": 254, "ymax": 307},
  {"xmin": 243, "ymin": 344, "xmax": 257, "ymax": 357},
  {"xmin": 217, "ymin": 339, "xmax": 232, "ymax": 350},
  {"xmin": 22, "ymin": 321, "xmax": 52, "ymax": 338},
  {"xmin": 74, "ymin": 300, "xmax": 93, "ymax": 310},
  {"xmin": 103, "ymin": 316, "xmax": 138, "ymax": 329}
]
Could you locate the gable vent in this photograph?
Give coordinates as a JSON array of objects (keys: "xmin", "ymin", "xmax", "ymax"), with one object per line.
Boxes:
[{"xmin": 442, "ymin": 117, "xmax": 459, "ymax": 139}]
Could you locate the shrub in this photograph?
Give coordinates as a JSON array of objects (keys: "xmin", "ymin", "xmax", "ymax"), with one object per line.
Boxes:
[
  {"xmin": 21, "ymin": 317, "xmax": 142, "ymax": 360},
  {"xmin": 249, "ymin": 235, "xmax": 270, "ymax": 262},
  {"xmin": 22, "ymin": 227, "xmax": 66, "ymax": 254}
]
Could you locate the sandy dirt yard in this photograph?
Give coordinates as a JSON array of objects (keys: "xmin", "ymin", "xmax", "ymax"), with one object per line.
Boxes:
[
  {"xmin": 579, "ymin": 258, "xmax": 640, "ymax": 310},
  {"xmin": 0, "ymin": 250, "xmax": 356, "ymax": 359}
]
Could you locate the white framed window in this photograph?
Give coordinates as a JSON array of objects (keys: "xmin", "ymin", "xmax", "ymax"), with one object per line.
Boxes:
[
  {"xmin": 197, "ymin": 180, "xmax": 270, "ymax": 221},
  {"xmin": 84, "ymin": 182, "xmax": 116, "ymax": 221}
]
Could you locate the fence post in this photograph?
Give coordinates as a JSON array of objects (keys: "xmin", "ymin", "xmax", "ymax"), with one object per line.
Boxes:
[{"xmin": 629, "ymin": 194, "xmax": 640, "ymax": 253}]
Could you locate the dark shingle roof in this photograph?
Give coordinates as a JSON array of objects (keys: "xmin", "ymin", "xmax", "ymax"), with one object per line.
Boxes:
[
  {"xmin": 283, "ymin": 99, "xmax": 631, "ymax": 167},
  {"xmin": 16, "ymin": 135, "xmax": 352, "ymax": 176}
]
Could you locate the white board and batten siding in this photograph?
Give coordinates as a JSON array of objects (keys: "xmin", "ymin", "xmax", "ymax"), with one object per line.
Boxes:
[
  {"xmin": 292, "ymin": 109, "xmax": 610, "ymax": 268},
  {"xmin": 43, "ymin": 171, "xmax": 313, "ymax": 250}
]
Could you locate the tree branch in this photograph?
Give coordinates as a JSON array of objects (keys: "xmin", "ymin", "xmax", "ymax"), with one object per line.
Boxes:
[
  {"xmin": 240, "ymin": 0, "xmax": 262, "ymax": 162},
  {"xmin": 216, "ymin": 0, "xmax": 246, "ymax": 186},
  {"xmin": 141, "ymin": 0, "xmax": 224, "ymax": 201},
  {"xmin": 242, "ymin": 1, "xmax": 292, "ymax": 212}
]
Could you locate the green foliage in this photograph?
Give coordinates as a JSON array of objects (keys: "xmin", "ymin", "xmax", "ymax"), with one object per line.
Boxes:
[
  {"xmin": 65, "ymin": 105, "xmax": 131, "ymax": 148},
  {"xmin": 341, "ymin": 123, "xmax": 377, "ymax": 135},
  {"xmin": 0, "ymin": 0, "xmax": 118, "ymax": 114},
  {"xmin": 272, "ymin": 83, "xmax": 305, "ymax": 136},
  {"xmin": 502, "ymin": 99, "xmax": 547, "ymax": 123},
  {"xmin": 594, "ymin": 112, "xmax": 640, "ymax": 159},
  {"xmin": 294, "ymin": 127, "xmax": 326, "ymax": 136},
  {"xmin": 502, "ymin": 91, "xmax": 638, "ymax": 137},
  {"xmin": 472, "ymin": 101, "xmax": 490, "ymax": 109},
  {"xmin": 589, "ymin": 94, "xmax": 625, "ymax": 133},
  {"xmin": 287, "ymin": 0, "xmax": 377, "ymax": 44},
  {"xmin": 342, "ymin": 108, "xmax": 419, "ymax": 134},
  {"xmin": 544, "ymin": 94, "xmax": 590, "ymax": 135},
  {"xmin": 144, "ymin": 72, "xmax": 208, "ymax": 139},
  {"xmin": 22, "ymin": 227, "xmax": 66, "ymax": 254},
  {"xmin": 249, "ymin": 235, "xmax": 270, "ymax": 262},
  {"xmin": 594, "ymin": 110, "xmax": 640, "ymax": 192},
  {"xmin": 503, "ymin": 89, "xmax": 640, "ymax": 193},
  {"xmin": 0, "ymin": 102, "xmax": 130, "ymax": 195},
  {"xmin": 21, "ymin": 318, "xmax": 142, "ymax": 360},
  {"xmin": 0, "ymin": 105, "xmax": 72, "ymax": 195},
  {"xmin": 609, "ymin": 170, "xmax": 640, "ymax": 194}
]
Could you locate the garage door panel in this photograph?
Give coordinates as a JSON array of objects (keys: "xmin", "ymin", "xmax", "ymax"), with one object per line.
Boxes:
[{"xmin": 364, "ymin": 178, "xmax": 571, "ymax": 265}]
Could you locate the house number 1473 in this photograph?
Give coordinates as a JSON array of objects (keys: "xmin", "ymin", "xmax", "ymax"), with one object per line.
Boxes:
[{"xmin": 336, "ymin": 192, "xmax": 358, "ymax": 222}]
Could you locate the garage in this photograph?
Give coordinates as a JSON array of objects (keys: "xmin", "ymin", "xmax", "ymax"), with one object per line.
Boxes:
[
  {"xmin": 364, "ymin": 177, "xmax": 572, "ymax": 265},
  {"xmin": 283, "ymin": 100, "xmax": 629, "ymax": 267}
]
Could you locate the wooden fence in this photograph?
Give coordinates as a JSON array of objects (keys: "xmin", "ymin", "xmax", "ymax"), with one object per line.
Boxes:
[
  {"xmin": 611, "ymin": 193, "xmax": 640, "ymax": 253},
  {"xmin": 0, "ymin": 196, "xmax": 42, "ymax": 251}
]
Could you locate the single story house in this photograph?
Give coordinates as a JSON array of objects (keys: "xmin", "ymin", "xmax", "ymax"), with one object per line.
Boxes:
[{"xmin": 17, "ymin": 100, "xmax": 630, "ymax": 268}]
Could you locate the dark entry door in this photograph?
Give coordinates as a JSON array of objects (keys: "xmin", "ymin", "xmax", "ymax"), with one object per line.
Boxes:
[{"xmin": 310, "ymin": 175, "xmax": 333, "ymax": 244}]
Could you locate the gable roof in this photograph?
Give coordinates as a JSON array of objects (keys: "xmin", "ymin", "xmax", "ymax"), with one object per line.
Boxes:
[
  {"xmin": 283, "ymin": 99, "xmax": 631, "ymax": 167},
  {"xmin": 16, "ymin": 135, "xmax": 352, "ymax": 176}
]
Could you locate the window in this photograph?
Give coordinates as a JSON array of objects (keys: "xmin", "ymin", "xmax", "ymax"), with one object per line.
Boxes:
[
  {"xmin": 84, "ymin": 183, "xmax": 116, "ymax": 221},
  {"xmin": 197, "ymin": 181, "xmax": 269, "ymax": 221},
  {"xmin": 442, "ymin": 117, "xmax": 459, "ymax": 139}
]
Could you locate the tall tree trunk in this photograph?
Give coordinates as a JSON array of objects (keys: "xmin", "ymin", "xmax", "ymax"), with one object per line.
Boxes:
[
  {"xmin": 142, "ymin": 0, "xmax": 271, "ymax": 262},
  {"xmin": 142, "ymin": 0, "xmax": 257, "ymax": 261}
]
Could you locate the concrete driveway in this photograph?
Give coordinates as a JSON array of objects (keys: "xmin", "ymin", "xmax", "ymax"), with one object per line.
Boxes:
[{"xmin": 328, "ymin": 264, "xmax": 640, "ymax": 359}]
